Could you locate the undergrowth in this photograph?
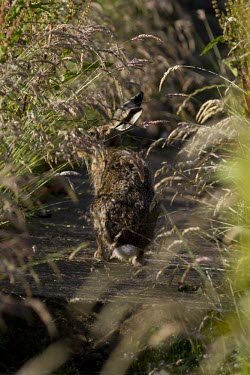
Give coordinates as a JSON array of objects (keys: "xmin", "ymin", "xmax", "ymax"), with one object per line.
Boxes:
[
  {"xmin": 0, "ymin": 1, "xmax": 161, "ymax": 372},
  {"xmin": 2, "ymin": 0, "xmax": 250, "ymax": 374},
  {"xmin": 156, "ymin": 1, "xmax": 250, "ymax": 373},
  {"xmin": 0, "ymin": 1, "xmax": 155, "ymax": 293}
]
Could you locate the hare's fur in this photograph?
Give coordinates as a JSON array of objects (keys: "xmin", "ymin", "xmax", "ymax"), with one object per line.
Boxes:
[
  {"xmin": 90, "ymin": 148, "xmax": 158, "ymax": 263},
  {"xmin": 83, "ymin": 92, "xmax": 158, "ymax": 264}
]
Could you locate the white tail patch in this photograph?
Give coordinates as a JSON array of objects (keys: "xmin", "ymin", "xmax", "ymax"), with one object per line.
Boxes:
[{"xmin": 110, "ymin": 244, "xmax": 139, "ymax": 262}]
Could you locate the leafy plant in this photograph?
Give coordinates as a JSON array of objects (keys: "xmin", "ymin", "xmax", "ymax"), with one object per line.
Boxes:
[{"xmin": 156, "ymin": 1, "xmax": 250, "ymax": 374}]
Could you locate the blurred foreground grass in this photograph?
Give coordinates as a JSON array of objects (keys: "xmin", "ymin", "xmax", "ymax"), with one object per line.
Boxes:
[{"xmin": 1, "ymin": 0, "xmax": 250, "ymax": 374}]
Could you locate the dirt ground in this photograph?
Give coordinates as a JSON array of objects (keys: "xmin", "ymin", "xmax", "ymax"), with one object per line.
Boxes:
[
  {"xmin": 3, "ymin": 147, "xmax": 227, "ymax": 306},
  {"xmin": 0, "ymin": 147, "xmax": 230, "ymax": 374}
]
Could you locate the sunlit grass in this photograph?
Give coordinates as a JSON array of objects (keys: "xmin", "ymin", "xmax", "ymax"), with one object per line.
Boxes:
[{"xmin": 2, "ymin": 0, "xmax": 250, "ymax": 374}]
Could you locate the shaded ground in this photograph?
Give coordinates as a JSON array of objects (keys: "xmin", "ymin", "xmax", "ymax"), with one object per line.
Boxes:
[
  {"xmin": 4, "ymin": 148, "xmax": 226, "ymax": 305},
  {"xmin": 0, "ymin": 147, "xmax": 229, "ymax": 374}
]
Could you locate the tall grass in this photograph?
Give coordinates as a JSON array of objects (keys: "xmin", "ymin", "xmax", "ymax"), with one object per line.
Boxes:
[
  {"xmin": 0, "ymin": 2, "xmax": 154, "ymax": 369},
  {"xmin": 156, "ymin": 1, "xmax": 250, "ymax": 373},
  {"xmin": 2, "ymin": 1, "xmax": 250, "ymax": 374}
]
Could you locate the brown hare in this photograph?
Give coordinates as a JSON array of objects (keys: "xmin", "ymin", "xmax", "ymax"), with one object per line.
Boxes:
[{"xmin": 80, "ymin": 92, "xmax": 158, "ymax": 265}]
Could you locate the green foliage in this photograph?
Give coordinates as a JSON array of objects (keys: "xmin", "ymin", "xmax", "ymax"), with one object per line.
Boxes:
[
  {"xmin": 201, "ymin": 35, "xmax": 226, "ymax": 56},
  {"xmin": 0, "ymin": 0, "xmax": 146, "ymax": 190},
  {"xmin": 4, "ymin": 1, "xmax": 250, "ymax": 374},
  {"xmin": 130, "ymin": 337, "xmax": 205, "ymax": 374},
  {"xmin": 0, "ymin": 0, "xmax": 151, "ymax": 350},
  {"xmin": 213, "ymin": 0, "xmax": 250, "ymax": 116}
]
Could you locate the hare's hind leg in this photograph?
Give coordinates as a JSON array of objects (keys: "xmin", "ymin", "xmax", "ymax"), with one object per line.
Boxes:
[
  {"xmin": 94, "ymin": 233, "xmax": 113, "ymax": 261},
  {"xmin": 92, "ymin": 210, "xmax": 110, "ymax": 260},
  {"xmin": 131, "ymin": 249, "xmax": 144, "ymax": 267},
  {"xmin": 94, "ymin": 233, "xmax": 105, "ymax": 260},
  {"xmin": 94, "ymin": 248, "xmax": 103, "ymax": 260}
]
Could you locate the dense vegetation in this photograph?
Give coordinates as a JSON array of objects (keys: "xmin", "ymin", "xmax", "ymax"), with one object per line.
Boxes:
[{"xmin": 1, "ymin": 0, "xmax": 250, "ymax": 374}]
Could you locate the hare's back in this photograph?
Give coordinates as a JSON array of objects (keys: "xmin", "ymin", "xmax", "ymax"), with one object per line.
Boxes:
[
  {"xmin": 91, "ymin": 150, "xmax": 157, "ymax": 248},
  {"xmin": 101, "ymin": 150, "xmax": 153, "ymax": 195},
  {"xmin": 92, "ymin": 192, "xmax": 155, "ymax": 248}
]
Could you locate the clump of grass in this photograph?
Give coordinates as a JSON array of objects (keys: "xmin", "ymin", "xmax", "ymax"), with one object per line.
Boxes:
[
  {"xmin": 90, "ymin": 0, "xmax": 227, "ymax": 133},
  {"xmin": 2, "ymin": 1, "xmax": 249, "ymax": 374},
  {"xmin": 0, "ymin": 4, "xmax": 155, "ymax": 372},
  {"xmin": 154, "ymin": 1, "xmax": 250, "ymax": 374}
]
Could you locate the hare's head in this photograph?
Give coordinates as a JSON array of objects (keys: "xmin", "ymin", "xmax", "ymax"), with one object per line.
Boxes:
[
  {"xmin": 88, "ymin": 91, "xmax": 144, "ymax": 147},
  {"xmin": 76, "ymin": 92, "xmax": 144, "ymax": 191}
]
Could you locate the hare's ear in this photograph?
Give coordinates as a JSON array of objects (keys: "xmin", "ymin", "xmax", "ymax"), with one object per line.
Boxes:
[
  {"xmin": 114, "ymin": 108, "xmax": 142, "ymax": 131},
  {"xmin": 122, "ymin": 91, "xmax": 144, "ymax": 110},
  {"xmin": 112, "ymin": 91, "xmax": 144, "ymax": 132}
]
